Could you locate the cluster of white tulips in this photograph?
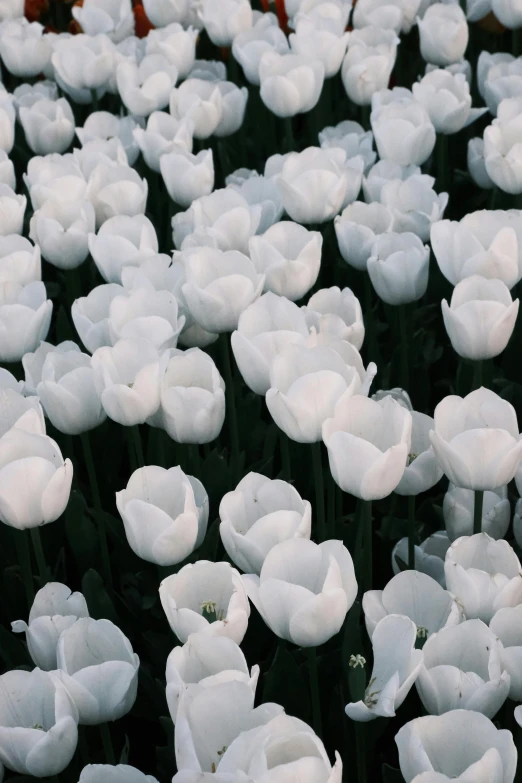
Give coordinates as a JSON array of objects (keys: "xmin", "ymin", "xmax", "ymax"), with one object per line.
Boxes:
[{"xmin": 0, "ymin": 0, "xmax": 522, "ymax": 781}]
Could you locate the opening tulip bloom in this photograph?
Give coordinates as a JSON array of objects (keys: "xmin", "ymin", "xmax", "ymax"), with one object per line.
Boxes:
[
  {"xmin": 160, "ymin": 560, "xmax": 250, "ymax": 644},
  {"xmin": 116, "ymin": 465, "xmax": 208, "ymax": 566},
  {"xmin": 335, "ymin": 200, "xmax": 394, "ymax": 272},
  {"xmin": 248, "ymin": 221, "xmax": 322, "ymax": 301},
  {"xmin": 417, "ymin": 4, "xmax": 469, "ymax": 66},
  {"xmin": 88, "ymin": 214, "xmax": 158, "ymax": 284},
  {"xmin": 442, "ymin": 275, "xmax": 519, "ymax": 361},
  {"xmin": 319, "ymin": 120, "xmax": 377, "ymax": 172},
  {"xmin": 134, "ymin": 112, "xmax": 193, "ymax": 173},
  {"xmin": 379, "ymin": 176, "xmax": 448, "ymax": 242},
  {"xmin": 243, "ymin": 538, "xmax": 357, "ymax": 646},
  {"xmin": 484, "ymin": 96, "xmax": 522, "ymax": 195},
  {"xmin": 51, "ymin": 34, "xmax": 114, "ymax": 99},
  {"xmin": 259, "ymin": 51, "xmax": 325, "ymax": 118},
  {"xmin": 78, "ymin": 764, "xmax": 159, "ymax": 783},
  {"xmin": 87, "ymin": 163, "xmax": 148, "ymax": 228},
  {"xmin": 445, "ymin": 532, "xmax": 522, "ymax": 622},
  {"xmin": 169, "ymin": 79, "xmax": 223, "ymax": 140},
  {"xmin": 443, "ymin": 484, "xmax": 510, "ymax": 541},
  {"xmin": 0, "ymin": 669, "xmax": 78, "ymax": 777},
  {"xmin": 395, "ymin": 709, "xmax": 517, "ymax": 783},
  {"xmin": 72, "ymin": 0, "xmax": 135, "ymax": 42},
  {"xmin": 363, "ymin": 570, "xmax": 461, "ymax": 638},
  {"xmin": 108, "ymin": 287, "xmax": 185, "ymax": 351},
  {"xmin": 367, "ymin": 232, "xmax": 430, "ymax": 305},
  {"xmin": 429, "ymin": 388, "xmax": 522, "ymax": 491},
  {"xmin": 341, "ymin": 29, "xmax": 398, "ymax": 106},
  {"xmin": 71, "ymin": 283, "xmax": 125, "ymax": 353},
  {"xmin": 166, "ymin": 632, "xmax": 259, "ymax": 723},
  {"xmin": 12, "ymin": 582, "xmax": 89, "ymax": 671},
  {"xmin": 394, "ymin": 411, "xmax": 443, "ymax": 495},
  {"xmin": 412, "ymin": 69, "xmax": 486, "ymax": 134},
  {"xmin": 304, "ymin": 286, "xmax": 365, "ymax": 350},
  {"xmin": 0, "ymin": 281, "xmax": 52, "ymax": 362},
  {"xmin": 371, "ymin": 99, "xmax": 436, "ymax": 167},
  {"xmin": 490, "ymin": 605, "xmax": 522, "ymax": 701},
  {"xmin": 392, "ymin": 531, "xmax": 450, "ymax": 586},
  {"xmin": 0, "ymin": 410, "xmax": 73, "ymax": 529},
  {"xmin": 116, "ymin": 55, "xmax": 179, "ymax": 118},
  {"xmin": 266, "ymin": 342, "xmax": 371, "ymax": 443},
  {"xmin": 55, "ymin": 618, "xmax": 140, "ymax": 725},
  {"xmin": 323, "ymin": 394, "xmax": 412, "ymax": 500},
  {"xmin": 160, "ymin": 149, "xmax": 214, "ymax": 208},
  {"xmin": 219, "ymin": 472, "xmax": 312, "ymax": 575},
  {"xmin": 29, "ymin": 199, "xmax": 96, "ymax": 270},
  {"xmin": 345, "ymin": 614, "xmax": 424, "ymax": 722},
  {"xmin": 232, "ymin": 13, "xmax": 290, "ymax": 85}
]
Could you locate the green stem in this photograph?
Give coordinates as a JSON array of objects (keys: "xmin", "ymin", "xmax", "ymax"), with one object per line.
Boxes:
[
  {"xmin": 81, "ymin": 432, "xmax": 112, "ymax": 588},
  {"xmin": 437, "ymin": 133, "xmax": 449, "ymax": 193},
  {"xmin": 408, "ymin": 495, "xmax": 416, "ymax": 569},
  {"xmin": 284, "ymin": 116, "xmax": 295, "ymax": 153},
  {"xmin": 90, "ymin": 88, "xmax": 99, "ymax": 112},
  {"xmin": 126, "ymin": 427, "xmax": 138, "ymax": 473},
  {"xmin": 100, "ymin": 722, "xmax": 116, "ymax": 764},
  {"xmin": 280, "ymin": 431, "xmax": 291, "ymax": 481},
  {"xmin": 311, "ymin": 442, "xmax": 326, "ymax": 542},
  {"xmin": 472, "ymin": 360, "xmax": 483, "ymax": 391},
  {"xmin": 363, "ymin": 274, "xmax": 377, "ymax": 365},
  {"xmin": 14, "ymin": 530, "xmax": 34, "ymax": 608},
  {"xmin": 307, "ymin": 646, "xmax": 323, "ymax": 737},
  {"xmin": 398, "ymin": 305, "xmax": 409, "ymax": 393},
  {"xmin": 360, "ymin": 103, "xmax": 371, "ymax": 131},
  {"xmin": 132, "ymin": 424, "xmax": 145, "ymax": 468},
  {"xmin": 363, "ymin": 500, "xmax": 373, "ymax": 593},
  {"xmin": 30, "ymin": 527, "xmax": 50, "ymax": 585},
  {"xmin": 473, "ymin": 490, "xmax": 484, "ymax": 535},
  {"xmin": 220, "ymin": 334, "xmax": 240, "ymax": 475},
  {"xmin": 327, "ymin": 473, "xmax": 337, "ymax": 539},
  {"xmin": 355, "ymin": 723, "xmax": 367, "ymax": 783}
]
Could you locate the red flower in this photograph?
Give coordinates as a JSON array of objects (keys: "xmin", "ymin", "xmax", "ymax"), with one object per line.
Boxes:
[
  {"xmin": 133, "ymin": 2, "xmax": 154, "ymax": 37},
  {"xmin": 24, "ymin": 0, "xmax": 48, "ymax": 22}
]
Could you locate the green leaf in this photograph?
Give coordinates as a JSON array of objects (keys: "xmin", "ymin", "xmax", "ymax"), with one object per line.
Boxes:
[
  {"xmin": 82, "ymin": 569, "xmax": 119, "ymax": 624},
  {"xmin": 65, "ymin": 490, "xmax": 98, "ymax": 573},
  {"xmin": 262, "ymin": 643, "xmax": 311, "ymax": 723}
]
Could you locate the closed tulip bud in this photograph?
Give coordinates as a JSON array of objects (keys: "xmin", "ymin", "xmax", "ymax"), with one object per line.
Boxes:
[
  {"xmin": 305, "ymin": 286, "xmax": 365, "ymax": 350},
  {"xmin": 323, "ymin": 395, "xmax": 412, "ymax": 500},
  {"xmin": 413, "ymin": 70, "xmax": 486, "ymax": 134},
  {"xmin": 319, "ymin": 119, "xmax": 377, "ymax": 172},
  {"xmin": 198, "ymin": 0, "xmax": 252, "ymax": 46},
  {"xmin": 363, "ymin": 159, "xmax": 423, "ymax": 202},
  {"xmin": 20, "ymin": 98, "xmax": 75, "ymax": 156},
  {"xmin": 490, "ymin": 605, "xmax": 522, "ymax": 701},
  {"xmin": 353, "ymin": 0, "xmax": 420, "ymax": 32},
  {"xmin": 181, "ymin": 246, "xmax": 264, "ymax": 334},
  {"xmin": 417, "ymin": 4, "xmax": 468, "ymax": 66},
  {"xmin": 468, "ymin": 137, "xmax": 495, "ymax": 189},
  {"xmin": 109, "ymin": 287, "xmax": 184, "ymax": 350},
  {"xmin": 215, "ymin": 709, "xmax": 342, "ymax": 782},
  {"xmin": 249, "ymin": 221, "xmax": 321, "ymax": 301},
  {"xmin": 79, "ymin": 765, "xmax": 159, "ymax": 783},
  {"xmin": 160, "ymin": 560, "xmax": 250, "ymax": 644},
  {"xmin": 0, "ymin": 669, "xmax": 78, "ymax": 777},
  {"xmin": 142, "ymin": 0, "xmax": 188, "ymax": 27},
  {"xmin": 291, "ymin": 27, "xmax": 349, "ymax": 79},
  {"xmin": 267, "ymin": 342, "xmax": 371, "ymax": 443},
  {"xmin": 259, "ymin": 51, "xmax": 325, "ymax": 118},
  {"xmin": 30, "ymin": 200, "xmax": 96, "ymax": 270},
  {"xmin": 71, "ymin": 283, "xmax": 124, "ymax": 353},
  {"xmin": 170, "ymin": 79, "xmax": 223, "ymax": 140},
  {"xmin": 372, "ymin": 100, "xmax": 436, "ymax": 167},
  {"xmin": 0, "ymin": 382, "xmax": 43, "ymax": 438},
  {"xmin": 392, "ymin": 531, "xmax": 450, "ymax": 586},
  {"xmin": 117, "ymin": 55, "xmax": 178, "ymax": 118},
  {"xmin": 345, "ymin": 614, "xmax": 423, "ymax": 721},
  {"xmin": 160, "ymin": 149, "xmax": 214, "ymax": 208},
  {"xmin": 72, "ymin": 0, "xmax": 134, "ymax": 42},
  {"xmin": 0, "ymin": 281, "xmax": 52, "ymax": 362},
  {"xmin": 335, "ymin": 201, "xmax": 394, "ymax": 271},
  {"xmin": 23, "ymin": 340, "xmax": 79, "ymax": 397},
  {"xmin": 342, "ymin": 31, "xmax": 398, "ymax": 106},
  {"xmin": 174, "ymin": 680, "xmax": 283, "ymax": 774},
  {"xmin": 380, "ymin": 175, "xmax": 448, "ymax": 242},
  {"xmin": 116, "ymin": 465, "xmax": 208, "ymax": 565},
  {"xmin": 227, "ymin": 174, "xmax": 283, "ymax": 235},
  {"xmin": 0, "ymin": 185, "xmax": 25, "ymax": 236},
  {"xmin": 233, "ymin": 13, "xmax": 290, "ymax": 85},
  {"xmin": 12, "ymin": 582, "xmax": 89, "ymax": 671},
  {"xmin": 0, "ymin": 235, "xmax": 41, "ymax": 285},
  {"xmin": 0, "ymin": 412, "xmax": 73, "ymax": 529},
  {"xmin": 231, "ymin": 292, "xmax": 309, "ymax": 395},
  {"xmin": 442, "ymin": 275, "xmax": 519, "ymax": 361},
  {"xmin": 166, "ymin": 632, "xmax": 259, "ymax": 723},
  {"xmin": 134, "ymin": 112, "xmax": 193, "ymax": 173},
  {"xmin": 396, "ymin": 710, "xmax": 517, "ymax": 783},
  {"xmin": 431, "ymin": 211, "xmax": 522, "ymax": 288},
  {"xmin": 220, "ymin": 472, "xmax": 311, "ymax": 575},
  {"xmin": 445, "ymin": 533, "xmax": 522, "ymax": 622},
  {"xmin": 417, "ymin": 619, "xmax": 510, "ymax": 717},
  {"xmin": 87, "ymin": 163, "xmax": 148, "ymax": 227},
  {"xmin": 52, "ymin": 34, "xmax": 114, "ymax": 97},
  {"xmin": 485, "ymin": 96, "xmax": 522, "ymax": 195},
  {"xmin": 244, "ymin": 538, "xmax": 356, "ymax": 646},
  {"xmin": 89, "ymin": 214, "xmax": 158, "ymax": 284},
  {"xmin": 444, "ymin": 484, "xmax": 510, "ymax": 541},
  {"xmin": 0, "ymin": 19, "xmax": 51, "ymax": 78},
  {"xmin": 56, "ymin": 618, "xmax": 139, "ymax": 725},
  {"xmin": 146, "ymin": 24, "xmax": 198, "ymax": 79},
  {"xmin": 278, "ymin": 147, "xmax": 363, "ymax": 224},
  {"xmin": 77, "ymin": 111, "xmax": 141, "ymax": 165},
  {"xmin": 173, "ymin": 189, "xmax": 261, "ymax": 253},
  {"xmin": 430, "ymin": 388, "xmax": 522, "ymax": 491},
  {"xmin": 159, "ymin": 348, "xmax": 225, "ymax": 443},
  {"xmin": 367, "ymin": 232, "xmax": 430, "ymax": 305},
  {"xmin": 363, "ymin": 570, "xmax": 461, "ymax": 638}
]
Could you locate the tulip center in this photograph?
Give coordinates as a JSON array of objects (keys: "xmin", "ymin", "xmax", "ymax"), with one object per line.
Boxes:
[
  {"xmin": 349, "ymin": 654, "xmax": 366, "ymax": 669},
  {"xmin": 407, "ymin": 452, "xmax": 419, "ymax": 466},
  {"xmin": 363, "ymin": 676, "xmax": 379, "ymax": 708},
  {"xmin": 211, "ymin": 746, "xmax": 228, "ymax": 773},
  {"xmin": 201, "ymin": 600, "xmax": 225, "ymax": 623},
  {"xmin": 32, "ymin": 723, "xmax": 44, "ymax": 730}
]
